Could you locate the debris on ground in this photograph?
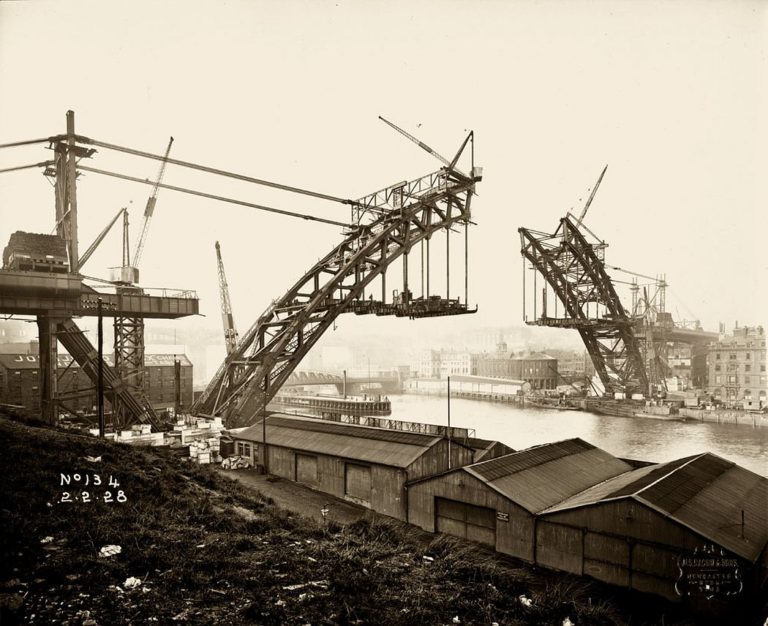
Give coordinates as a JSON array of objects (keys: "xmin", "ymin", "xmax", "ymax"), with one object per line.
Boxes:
[
  {"xmin": 98, "ymin": 545, "xmax": 122, "ymax": 558},
  {"xmin": 124, "ymin": 576, "xmax": 142, "ymax": 589}
]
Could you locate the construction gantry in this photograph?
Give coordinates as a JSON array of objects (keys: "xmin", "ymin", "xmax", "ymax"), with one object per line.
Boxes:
[{"xmin": 0, "ymin": 112, "xmax": 199, "ymax": 428}]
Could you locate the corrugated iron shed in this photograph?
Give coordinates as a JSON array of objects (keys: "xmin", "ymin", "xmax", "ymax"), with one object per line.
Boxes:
[
  {"xmin": 466, "ymin": 437, "xmax": 515, "ymax": 462},
  {"xmin": 462, "ymin": 438, "xmax": 632, "ymax": 513},
  {"xmin": 543, "ymin": 452, "xmax": 768, "ymax": 562},
  {"xmin": 234, "ymin": 413, "xmax": 447, "ymax": 468}
]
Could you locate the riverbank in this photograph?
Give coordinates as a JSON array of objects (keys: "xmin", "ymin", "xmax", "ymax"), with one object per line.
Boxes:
[
  {"xmin": 679, "ymin": 407, "xmax": 767, "ymax": 427},
  {"xmin": 3, "ymin": 414, "xmax": 695, "ymax": 626},
  {"xmin": 403, "ymin": 389, "xmax": 767, "ymax": 428},
  {"xmin": 387, "ymin": 394, "xmax": 768, "ymax": 477}
]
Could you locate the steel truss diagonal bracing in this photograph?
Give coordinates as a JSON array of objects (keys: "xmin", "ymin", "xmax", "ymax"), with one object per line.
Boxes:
[
  {"xmin": 195, "ymin": 167, "xmax": 480, "ymax": 427},
  {"xmin": 519, "ymin": 216, "xmax": 649, "ymax": 395}
]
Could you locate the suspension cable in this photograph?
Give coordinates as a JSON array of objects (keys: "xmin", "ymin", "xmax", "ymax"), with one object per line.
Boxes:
[
  {"xmin": 77, "ymin": 165, "xmax": 349, "ymax": 227},
  {"xmin": 75, "ymin": 135, "xmax": 357, "ymax": 206},
  {"xmin": 0, "ymin": 161, "xmax": 53, "ymax": 174},
  {"xmin": 0, "ymin": 136, "xmax": 62, "ymax": 150}
]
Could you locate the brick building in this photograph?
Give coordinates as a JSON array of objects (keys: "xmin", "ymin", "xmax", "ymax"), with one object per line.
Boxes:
[
  {"xmin": 476, "ymin": 352, "xmax": 559, "ymax": 390},
  {"xmin": 0, "ymin": 352, "xmax": 193, "ymax": 417},
  {"xmin": 544, "ymin": 349, "xmax": 594, "ymax": 383},
  {"xmin": 707, "ymin": 326, "xmax": 767, "ymax": 409}
]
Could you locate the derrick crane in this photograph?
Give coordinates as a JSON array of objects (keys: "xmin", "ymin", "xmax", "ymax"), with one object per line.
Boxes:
[
  {"xmin": 574, "ymin": 164, "xmax": 607, "ymax": 228},
  {"xmin": 215, "ymin": 241, "xmax": 239, "ymax": 354},
  {"xmin": 0, "ymin": 112, "xmax": 197, "ymax": 428},
  {"xmin": 195, "ymin": 130, "xmax": 481, "ymax": 428},
  {"xmin": 77, "ymin": 206, "xmax": 126, "ymax": 269},
  {"xmin": 132, "ymin": 136, "xmax": 173, "ymax": 269},
  {"xmin": 110, "ymin": 136, "xmax": 173, "ymax": 427},
  {"xmin": 378, "ymin": 116, "xmax": 468, "ymax": 176}
]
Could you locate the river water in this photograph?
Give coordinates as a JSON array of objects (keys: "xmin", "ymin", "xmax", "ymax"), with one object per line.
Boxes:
[{"xmin": 386, "ymin": 394, "xmax": 768, "ymax": 477}]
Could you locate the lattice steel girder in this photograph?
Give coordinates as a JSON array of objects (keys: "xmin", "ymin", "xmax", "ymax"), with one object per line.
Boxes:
[
  {"xmin": 519, "ymin": 216, "xmax": 649, "ymax": 395},
  {"xmin": 195, "ymin": 169, "xmax": 478, "ymax": 427},
  {"xmin": 113, "ymin": 315, "xmax": 156, "ymax": 428}
]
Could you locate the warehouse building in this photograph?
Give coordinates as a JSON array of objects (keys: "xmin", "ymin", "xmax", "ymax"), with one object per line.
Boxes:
[
  {"xmin": 230, "ymin": 413, "xmax": 476, "ymax": 521},
  {"xmin": 407, "ymin": 439, "xmax": 633, "ymax": 561},
  {"xmin": 0, "ymin": 352, "xmax": 193, "ymax": 417},
  {"xmin": 407, "ymin": 375, "xmax": 531, "ymax": 399},
  {"xmin": 466, "ymin": 437, "xmax": 515, "ymax": 462},
  {"xmin": 538, "ymin": 452, "xmax": 768, "ymax": 599},
  {"xmin": 475, "ymin": 352, "xmax": 559, "ymax": 390}
]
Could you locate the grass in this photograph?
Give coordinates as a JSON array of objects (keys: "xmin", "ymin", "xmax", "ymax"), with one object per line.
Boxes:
[{"xmin": 0, "ymin": 416, "xmax": 709, "ymax": 625}]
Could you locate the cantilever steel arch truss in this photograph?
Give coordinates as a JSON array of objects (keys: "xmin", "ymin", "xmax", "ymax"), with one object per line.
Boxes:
[
  {"xmin": 519, "ymin": 216, "xmax": 649, "ymax": 396},
  {"xmin": 196, "ymin": 161, "xmax": 481, "ymax": 428}
]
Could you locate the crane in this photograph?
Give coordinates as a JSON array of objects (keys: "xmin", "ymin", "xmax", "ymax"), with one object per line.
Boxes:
[
  {"xmin": 215, "ymin": 241, "xmax": 239, "ymax": 355},
  {"xmin": 132, "ymin": 136, "xmax": 174, "ymax": 269},
  {"xmin": 574, "ymin": 164, "xmax": 608, "ymax": 228},
  {"xmin": 378, "ymin": 116, "xmax": 470, "ymax": 177},
  {"xmin": 77, "ymin": 206, "xmax": 126, "ymax": 269}
]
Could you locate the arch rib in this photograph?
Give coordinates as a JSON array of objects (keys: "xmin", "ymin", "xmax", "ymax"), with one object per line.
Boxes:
[{"xmin": 195, "ymin": 169, "xmax": 479, "ymax": 427}]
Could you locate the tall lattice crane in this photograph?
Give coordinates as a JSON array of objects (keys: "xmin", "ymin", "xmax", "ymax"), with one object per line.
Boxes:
[
  {"xmin": 132, "ymin": 136, "xmax": 174, "ymax": 269},
  {"xmin": 111, "ymin": 136, "xmax": 172, "ymax": 426},
  {"xmin": 215, "ymin": 241, "xmax": 239, "ymax": 354},
  {"xmin": 574, "ymin": 164, "xmax": 608, "ymax": 228}
]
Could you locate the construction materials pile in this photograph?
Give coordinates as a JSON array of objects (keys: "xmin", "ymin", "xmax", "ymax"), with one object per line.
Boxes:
[
  {"xmin": 221, "ymin": 455, "xmax": 252, "ymax": 470},
  {"xmin": 88, "ymin": 415, "xmax": 226, "ymax": 464}
]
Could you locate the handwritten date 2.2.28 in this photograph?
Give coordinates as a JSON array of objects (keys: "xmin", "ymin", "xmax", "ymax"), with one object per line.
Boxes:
[{"xmin": 58, "ymin": 473, "xmax": 128, "ymax": 503}]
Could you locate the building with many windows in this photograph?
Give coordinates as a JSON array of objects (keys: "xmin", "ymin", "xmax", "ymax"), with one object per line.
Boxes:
[
  {"xmin": 414, "ymin": 350, "xmax": 477, "ymax": 379},
  {"xmin": 707, "ymin": 326, "xmax": 767, "ymax": 409},
  {"xmin": 0, "ymin": 351, "xmax": 193, "ymax": 417},
  {"xmin": 476, "ymin": 352, "xmax": 559, "ymax": 391}
]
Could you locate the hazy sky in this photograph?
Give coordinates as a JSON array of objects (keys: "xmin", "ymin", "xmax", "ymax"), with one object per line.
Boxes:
[{"xmin": 1, "ymin": 1, "xmax": 766, "ymax": 351}]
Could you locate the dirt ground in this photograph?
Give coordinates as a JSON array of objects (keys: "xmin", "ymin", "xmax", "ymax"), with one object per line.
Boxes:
[{"xmin": 219, "ymin": 469, "xmax": 371, "ymax": 525}]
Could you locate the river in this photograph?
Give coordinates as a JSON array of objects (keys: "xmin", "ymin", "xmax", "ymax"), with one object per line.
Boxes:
[{"xmin": 386, "ymin": 393, "xmax": 768, "ymax": 477}]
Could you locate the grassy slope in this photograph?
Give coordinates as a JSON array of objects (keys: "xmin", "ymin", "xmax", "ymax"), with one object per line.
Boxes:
[{"xmin": 0, "ymin": 417, "xmax": 692, "ymax": 626}]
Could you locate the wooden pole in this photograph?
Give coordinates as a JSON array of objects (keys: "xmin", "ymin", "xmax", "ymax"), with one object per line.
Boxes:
[
  {"xmin": 447, "ymin": 375, "xmax": 452, "ymax": 469},
  {"xmin": 262, "ymin": 372, "xmax": 269, "ymax": 473},
  {"xmin": 97, "ymin": 298, "xmax": 104, "ymax": 437},
  {"xmin": 65, "ymin": 111, "xmax": 79, "ymax": 272}
]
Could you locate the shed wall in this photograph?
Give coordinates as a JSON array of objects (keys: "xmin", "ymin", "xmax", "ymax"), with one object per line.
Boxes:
[
  {"xmin": 539, "ymin": 500, "xmax": 745, "ymax": 600},
  {"xmin": 370, "ymin": 465, "xmax": 407, "ymax": 520},
  {"xmin": 407, "ymin": 438, "xmax": 474, "ymax": 480},
  {"xmin": 260, "ymin": 443, "xmax": 408, "ymax": 520},
  {"xmin": 407, "ymin": 470, "xmax": 535, "ymax": 561}
]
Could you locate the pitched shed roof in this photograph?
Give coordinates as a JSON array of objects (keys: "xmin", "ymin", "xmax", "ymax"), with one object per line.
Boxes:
[
  {"xmin": 462, "ymin": 438, "xmax": 632, "ymax": 513},
  {"xmin": 465, "ymin": 438, "xmax": 515, "ymax": 463},
  {"xmin": 233, "ymin": 413, "xmax": 446, "ymax": 468},
  {"xmin": 510, "ymin": 352, "xmax": 556, "ymax": 361},
  {"xmin": 543, "ymin": 453, "xmax": 768, "ymax": 562}
]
